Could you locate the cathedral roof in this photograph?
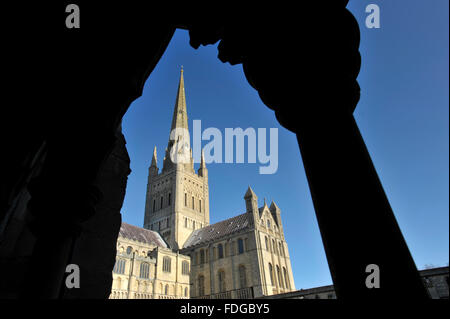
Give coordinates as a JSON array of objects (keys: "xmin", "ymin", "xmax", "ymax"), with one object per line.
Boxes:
[
  {"xmin": 183, "ymin": 213, "xmax": 251, "ymax": 249},
  {"xmin": 119, "ymin": 222, "xmax": 168, "ymax": 248}
]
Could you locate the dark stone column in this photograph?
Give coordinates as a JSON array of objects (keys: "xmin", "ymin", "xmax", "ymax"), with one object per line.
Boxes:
[
  {"xmin": 62, "ymin": 128, "xmax": 131, "ymax": 299},
  {"xmin": 295, "ymin": 110, "xmax": 428, "ymax": 298}
]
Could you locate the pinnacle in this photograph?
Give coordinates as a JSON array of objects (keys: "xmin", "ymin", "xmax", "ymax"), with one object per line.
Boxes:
[{"xmin": 244, "ymin": 186, "xmax": 257, "ymax": 199}]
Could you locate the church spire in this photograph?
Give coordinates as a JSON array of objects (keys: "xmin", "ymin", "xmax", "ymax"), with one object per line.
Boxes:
[
  {"xmin": 151, "ymin": 146, "xmax": 157, "ymax": 167},
  {"xmin": 163, "ymin": 67, "xmax": 193, "ymax": 173},
  {"xmin": 149, "ymin": 146, "xmax": 158, "ymax": 176},
  {"xmin": 169, "ymin": 66, "xmax": 189, "ymax": 135}
]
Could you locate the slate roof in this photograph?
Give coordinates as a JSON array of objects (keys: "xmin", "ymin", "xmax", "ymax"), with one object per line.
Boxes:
[
  {"xmin": 183, "ymin": 213, "xmax": 251, "ymax": 249},
  {"xmin": 119, "ymin": 222, "xmax": 167, "ymax": 248}
]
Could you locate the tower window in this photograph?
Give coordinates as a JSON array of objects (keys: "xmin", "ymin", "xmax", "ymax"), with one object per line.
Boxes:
[
  {"xmin": 277, "ymin": 265, "xmax": 283, "ymax": 288},
  {"xmin": 283, "ymin": 267, "xmax": 290, "ymax": 289},
  {"xmin": 268, "ymin": 263, "xmax": 274, "ymax": 286}
]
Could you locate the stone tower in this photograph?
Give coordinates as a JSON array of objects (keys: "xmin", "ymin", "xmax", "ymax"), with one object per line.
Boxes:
[{"xmin": 143, "ymin": 68, "xmax": 210, "ymax": 250}]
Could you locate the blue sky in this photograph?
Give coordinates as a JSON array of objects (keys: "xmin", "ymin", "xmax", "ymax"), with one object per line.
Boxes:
[{"xmin": 121, "ymin": 1, "xmax": 449, "ymax": 289}]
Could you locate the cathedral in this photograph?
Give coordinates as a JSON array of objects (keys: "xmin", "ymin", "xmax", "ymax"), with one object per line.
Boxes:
[{"xmin": 109, "ymin": 68, "xmax": 296, "ymax": 299}]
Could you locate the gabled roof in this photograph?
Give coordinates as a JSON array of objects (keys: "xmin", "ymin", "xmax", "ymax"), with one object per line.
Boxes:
[
  {"xmin": 119, "ymin": 222, "xmax": 167, "ymax": 248},
  {"xmin": 183, "ymin": 213, "xmax": 250, "ymax": 249}
]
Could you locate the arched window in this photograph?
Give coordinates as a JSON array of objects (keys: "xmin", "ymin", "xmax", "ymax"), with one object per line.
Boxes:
[
  {"xmin": 218, "ymin": 270, "xmax": 226, "ymax": 292},
  {"xmin": 279, "ymin": 242, "xmax": 283, "ymax": 256},
  {"xmin": 283, "ymin": 267, "xmax": 290, "ymax": 289},
  {"xmin": 193, "ymin": 221, "xmax": 196, "ymax": 230},
  {"xmin": 272, "ymin": 239, "xmax": 277, "ymax": 254},
  {"xmin": 218, "ymin": 244, "xmax": 224, "ymax": 259},
  {"xmin": 153, "ymin": 199, "xmax": 156, "ymax": 212},
  {"xmin": 126, "ymin": 246, "xmax": 133, "ymax": 255},
  {"xmin": 267, "ymin": 219, "xmax": 271, "ymax": 228},
  {"xmin": 238, "ymin": 238, "xmax": 244, "ymax": 254},
  {"xmin": 277, "ymin": 265, "xmax": 283, "ymax": 288},
  {"xmin": 114, "ymin": 259, "xmax": 126, "ymax": 274},
  {"xmin": 239, "ymin": 265, "xmax": 247, "ymax": 288},
  {"xmin": 200, "ymin": 249, "xmax": 205, "ymax": 264},
  {"xmin": 265, "ymin": 236, "xmax": 269, "ymax": 251},
  {"xmin": 140, "ymin": 262, "xmax": 149, "ymax": 279},
  {"xmin": 198, "ymin": 275, "xmax": 205, "ymax": 296},
  {"xmin": 182, "ymin": 261, "xmax": 190, "ymax": 275},
  {"xmin": 162, "ymin": 256, "xmax": 171, "ymax": 273},
  {"xmin": 165, "ymin": 284, "xmax": 169, "ymax": 295},
  {"xmin": 199, "ymin": 199, "xmax": 202, "ymax": 212},
  {"xmin": 185, "ymin": 218, "xmax": 188, "ymax": 228},
  {"xmin": 184, "ymin": 287, "xmax": 188, "ymax": 297},
  {"xmin": 160, "ymin": 196, "xmax": 164, "ymax": 209},
  {"xmin": 168, "ymin": 193, "xmax": 171, "ymax": 206},
  {"xmin": 268, "ymin": 263, "xmax": 274, "ymax": 285},
  {"xmin": 185, "ymin": 193, "xmax": 187, "ymax": 206}
]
